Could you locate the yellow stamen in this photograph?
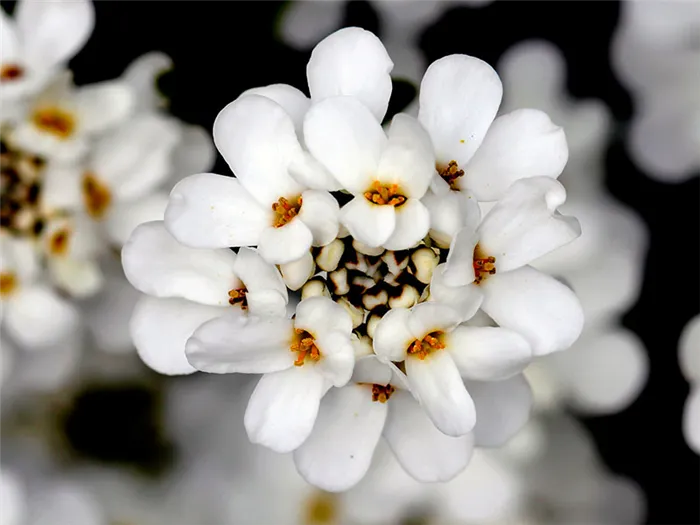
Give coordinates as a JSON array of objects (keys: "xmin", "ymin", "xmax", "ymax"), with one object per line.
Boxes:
[
  {"xmin": 31, "ymin": 106, "xmax": 76, "ymax": 139},
  {"xmin": 305, "ymin": 491, "xmax": 337, "ymax": 525},
  {"xmin": 473, "ymin": 243, "xmax": 496, "ymax": 285},
  {"xmin": 363, "ymin": 181, "xmax": 406, "ymax": 207},
  {"xmin": 82, "ymin": 172, "xmax": 112, "ymax": 220},
  {"xmin": 49, "ymin": 228, "xmax": 71, "ymax": 255},
  {"xmin": 227, "ymin": 287, "xmax": 248, "ymax": 308},
  {"xmin": 291, "ymin": 328, "xmax": 321, "ymax": 366},
  {"xmin": 272, "ymin": 196, "xmax": 302, "ymax": 227},
  {"xmin": 371, "ymin": 383, "xmax": 395, "ymax": 403},
  {"xmin": 0, "ymin": 64, "xmax": 24, "ymax": 82},
  {"xmin": 0, "ymin": 272, "xmax": 17, "ymax": 297},
  {"xmin": 407, "ymin": 331, "xmax": 445, "ymax": 360},
  {"xmin": 438, "ymin": 160, "xmax": 464, "ymax": 190}
]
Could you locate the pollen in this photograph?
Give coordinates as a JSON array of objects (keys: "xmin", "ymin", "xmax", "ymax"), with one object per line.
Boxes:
[
  {"xmin": 371, "ymin": 383, "xmax": 395, "ymax": 403},
  {"xmin": 82, "ymin": 172, "xmax": 112, "ymax": 220},
  {"xmin": 0, "ymin": 272, "xmax": 17, "ymax": 297},
  {"xmin": 407, "ymin": 331, "xmax": 445, "ymax": 360},
  {"xmin": 363, "ymin": 181, "xmax": 406, "ymax": 206},
  {"xmin": 438, "ymin": 160, "xmax": 464, "ymax": 191},
  {"xmin": 290, "ymin": 328, "xmax": 321, "ymax": 366},
  {"xmin": 305, "ymin": 491, "xmax": 338, "ymax": 525},
  {"xmin": 227, "ymin": 287, "xmax": 248, "ymax": 308},
  {"xmin": 473, "ymin": 244, "xmax": 496, "ymax": 285},
  {"xmin": 49, "ymin": 228, "xmax": 71, "ymax": 255},
  {"xmin": 272, "ymin": 196, "xmax": 302, "ymax": 227},
  {"xmin": 0, "ymin": 64, "xmax": 24, "ymax": 82},
  {"xmin": 31, "ymin": 106, "xmax": 76, "ymax": 139}
]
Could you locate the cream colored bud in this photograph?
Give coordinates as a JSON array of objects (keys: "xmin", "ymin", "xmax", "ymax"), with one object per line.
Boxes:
[
  {"xmin": 351, "ymin": 333, "xmax": 374, "ymax": 358},
  {"xmin": 316, "ymin": 239, "xmax": 345, "ymax": 272},
  {"xmin": 352, "ymin": 275, "xmax": 376, "ymax": 292},
  {"xmin": 389, "ymin": 284, "xmax": 419, "ymax": 309},
  {"xmin": 279, "ymin": 251, "xmax": 315, "ymax": 291},
  {"xmin": 352, "ymin": 239, "xmax": 384, "ymax": 256},
  {"xmin": 301, "ymin": 277, "xmax": 330, "ymax": 300},
  {"xmin": 362, "ymin": 288, "xmax": 388, "ymax": 311},
  {"xmin": 366, "ymin": 312, "xmax": 382, "ymax": 339},
  {"xmin": 336, "ymin": 297, "xmax": 364, "ymax": 329},
  {"xmin": 329, "ymin": 267, "xmax": 350, "ymax": 295},
  {"xmin": 411, "ymin": 247, "xmax": 439, "ymax": 284},
  {"xmin": 382, "ymin": 250, "xmax": 409, "ymax": 276},
  {"xmin": 345, "ymin": 253, "xmax": 369, "ymax": 273}
]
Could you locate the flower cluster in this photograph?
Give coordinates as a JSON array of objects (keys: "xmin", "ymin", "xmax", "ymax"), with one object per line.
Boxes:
[
  {"xmin": 123, "ymin": 27, "xmax": 584, "ymax": 490},
  {"xmin": 0, "ymin": 0, "xmax": 213, "ymax": 382}
]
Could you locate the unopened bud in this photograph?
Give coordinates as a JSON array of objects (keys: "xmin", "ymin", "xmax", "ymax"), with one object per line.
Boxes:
[
  {"xmin": 316, "ymin": 239, "xmax": 345, "ymax": 272},
  {"xmin": 411, "ymin": 247, "xmax": 439, "ymax": 284}
]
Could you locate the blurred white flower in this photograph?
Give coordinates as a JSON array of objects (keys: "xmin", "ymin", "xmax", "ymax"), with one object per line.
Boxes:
[
  {"xmin": 680, "ymin": 315, "xmax": 700, "ymax": 454},
  {"xmin": 0, "ymin": 0, "xmax": 94, "ymax": 108},
  {"xmin": 0, "ymin": 468, "xmax": 26, "ymax": 525}
]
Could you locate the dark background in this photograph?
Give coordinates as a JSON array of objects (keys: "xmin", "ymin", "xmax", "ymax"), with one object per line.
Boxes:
[{"xmin": 6, "ymin": 1, "xmax": 699, "ymax": 523}]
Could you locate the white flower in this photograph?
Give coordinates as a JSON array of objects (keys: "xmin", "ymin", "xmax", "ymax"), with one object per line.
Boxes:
[
  {"xmin": 186, "ymin": 296, "xmax": 355, "ymax": 453},
  {"xmin": 0, "ymin": 469, "xmax": 26, "ymax": 525},
  {"xmin": 418, "ymin": 54, "xmax": 569, "ymax": 197},
  {"xmin": 304, "ymin": 99, "xmax": 434, "ymax": 250},
  {"xmin": 431, "ymin": 176, "xmax": 584, "ymax": 356},
  {"xmin": 372, "ymin": 302, "xmax": 531, "ymax": 437},
  {"xmin": 165, "ymin": 27, "xmax": 395, "ymax": 264},
  {"xmin": 40, "ymin": 113, "xmax": 181, "ymax": 245},
  {"xmin": 121, "ymin": 220, "xmax": 288, "ymax": 375},
  {"xmin": 0, "ymin": 0, "xmax": 94, "ymax": 107},
  {"xmin": 165, "ymin": 94, "xmax": 340, "ymax": 265},
  {"xmin": 680, "ymin": 315, "xmax": 700, "ymax": 454},
  {"xmin": 9, "ymin": 72, "xmax": 134, "ymax": 163},
  {"xmin": 293, "ymin": 355, "xmax": 475, "ymax": 491},
  {"xmin": 0, "ymin": 233, "xmax": 80, "ymax": 349}
]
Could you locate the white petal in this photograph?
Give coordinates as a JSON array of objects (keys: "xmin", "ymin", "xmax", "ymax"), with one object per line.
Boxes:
[
  {"xmin": 550, "ymin": 329, "xmax": 649, "ymax": 414},
  {"xmin": 186, "ymin": 311, "xmax": 294, "ymax": 374},
  {"xmin": 464, "ymin": 109, "xmax": 569, "ymax": 201},
  {"xmin": 120, "ymin": 51, "xmax": 172, "ymax": 111},
  {"xmin": 104, "ymin": 192, "xmax": 168, "ymax": 246},
  {"xmin": 443, "ymin": 224, "xmax": 479, "ymax": 286},
  {"xmin": 165, "ymin": 173, "xmax": 270, "ymax": 248},
  {"xmin": 307, "ymin": 27, "xmax": 393, "ymax": 121},
  {"xmin": 293, "ymin": 384, "xmax": 387, "ymax": 492},
  {"xmin": 74, "ymin": 81, "xmax": 135, "ymax": 133},
  {"xmin": 0, "ymin": 469, "xmax": 25, "ymax": 525},
  {"xmin": 298, "ymin": 189, "xmax": 339, "ymax": 247},
  {"xmin": 27, "ymin": 482, "xmax": 102, "ymax": 525},
  {"xmin": 245, "ymin": 289, "xmax": 289, "ymax": 318},
  {"xmin": 244, "ymin": 365, "xmax": 325, "ymax": 453},
  {"xmin": 294, "ymin": 295, "xmax": 353, "ymax": 336},
  {"xmin": 91, "ymin": 114, "xmax": 180, "ymax": 200},
  {"xmin": 684, "ymin": 385, "xmax": 700, "ymax": 454},
  {"xmin": 446, "ymin": 326, "xmax": 532, "ymax": 381},
  {"xmin": 213, "ymin": 94, "xmax": 304, "ymax": 206},
  {"xmin": 340, "ymin": 196, "xmax": 396, "ymax": 248},
  {"xmin": 382, "ymin": 199, "xmax": 429, "ymax": 251},
  {"xmin": 130, "ymin": 296, "xmax": 223, "ymax": 375},
  {"xmin": 406, "ymin": 350, "xmax": 476, "ymax": 436},
  {"xmin": 122, "ymin": 221, "xmax": 239, "ymax": 306},
  {"xmin": 478, "ymin": 177, "xmax": 581, "ymax": 272},
  {"xmin": 257, "ymin": 220, "xmax": 313, "ymax": 265},
  {"xmin": 407, "ymin": 301, "xmax": 462, "ymax": 340},
  {"xmin": 17, "ymin": 0, "xmax": 94, "ymax": 70},
  {"xmin": 372, "ymin": 307, "xmax": 414, "ymax": 362},
  {"xmin": 304, "ymin": 96, "xmax": 386, "ymax": 194},
  {"xmin": 288, "ymin": 151, "xmax": 343, "ymax": 191},
  {"xmin": 384, "ymin": 389, "xmax": 474, "ymax": 482},
  {"xmin": 1, "ymin": 9, "xmax": 20, "ymax": 66},
  {"xmin": 314, "ymin": 330, "xmax": 356, "ymax": 387},
  {"xmin": 467, "ymin": 374, "xmax": 533, "ymax": 447},
  {"xmin": 279, "ymin": 251, "xmax": 315, "ymax": 291},
  {"xmin": 232, "ymin": 247, "xmax": 288, "ymax": 306},
  {"xmin": 5, "ymin": 285, "xmax": 80, "ymax": 349},
  {"xmin": 428, "ymin": 265, "xmax": 484, "ymax": 322},
  {"xmin": 680, "ymin": 315, "xmax": 700, "ymax": 382},
  {"xmin": 377, "ymin": 114, "xmax": 435, "ymax": 198},
  {"xmin": 481, "ymin": 266, "xmax": 584, "ymax": 356},
  {"xmin": 423, "ymin": 188, "xmax": 480, "ymax": 249},
  {"xmin": 240, "ymin": 83, "xmax": 310, "ymax": 137},
  {"xmin": 418, "ymin": 54, "xmax": 503, "ymax": 166},
  {"xmin": 351, "ymin": 355, "xmax": 408, "ymax": 387}
]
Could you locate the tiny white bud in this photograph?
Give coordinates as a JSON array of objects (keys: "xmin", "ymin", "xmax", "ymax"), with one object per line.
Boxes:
[
  {"xmin": 352, "ymin": 275, "xmax": 376, "ymax": 292},
  {"xmin": 279, "ymin": 251, "xmax": 315, "ymax": 291},
  {"xmin": 329, "ymin": 267, "xmax": 350, "ymax": 295},
  {"xmin": 362, "ymin": 288, "xmax": 388, "ymax": 311},
  {"xmin": 352, "ymin": 239, "xmax": 384, "ymax": 256},
  {"xmin": 389, "ymin": 284, "xmax": 419, "ymax": 309},
  {"xmin": 366, "ymin": 312, "xmax": 382, "ymax": 339},
  {"xmin": 345, "ymin": 253, "xmax": 369, "ymax": 273},
  {"xmin": 382, "ymin": 251, "xmax": 409, "ymax": 276},
  {"xmin": 336, "ymin": 297, "xmax": 364, "ymax": 329},
  {"xmin": 411, "ymin": 247, "xmax": 439, "ymax": 284},
  {"xmin": 301, "ymin": 278, "xmax": 330, "ymax": 300},
  {"xmin": 316, "ymin": 239, "xmax": 345, "ymax": 272},
  {"xmin": 351, "ymin": 333, "xmax": 374, "ymax": 358}
]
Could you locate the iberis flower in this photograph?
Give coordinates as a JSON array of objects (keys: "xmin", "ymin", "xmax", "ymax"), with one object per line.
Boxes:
[{"xmin": 123, "ymin": 26, "xmax": 584, "ymax": 491}]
